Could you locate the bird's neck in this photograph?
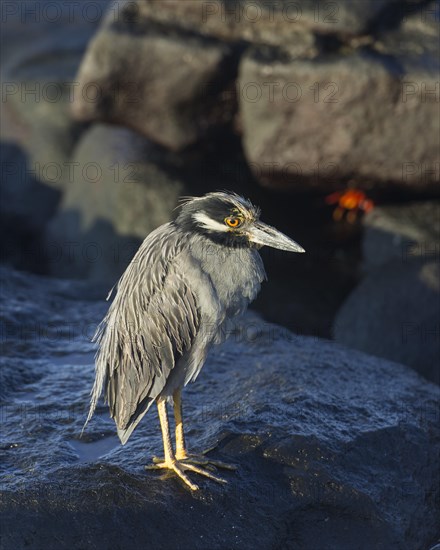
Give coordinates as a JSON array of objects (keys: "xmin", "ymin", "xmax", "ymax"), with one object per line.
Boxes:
[{"xmin": 187, "ymin": 233, "xmax": 266, "ymax": 312}]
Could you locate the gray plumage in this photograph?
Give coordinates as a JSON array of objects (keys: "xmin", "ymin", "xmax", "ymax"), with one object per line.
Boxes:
[{"xmin": 84, "ymin": 192, "xmax": 304, "ymax": 445}]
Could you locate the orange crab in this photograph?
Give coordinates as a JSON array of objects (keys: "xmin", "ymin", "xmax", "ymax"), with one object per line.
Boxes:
[{"xmin": 325, "ymin": 189, "xmax": 374, "ymax": 223}]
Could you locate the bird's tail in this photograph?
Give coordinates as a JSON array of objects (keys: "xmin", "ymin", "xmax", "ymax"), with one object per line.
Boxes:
[
  {"xmin": 80, "ymin": 320, "xmax": 108, "ymax": 437},
  {"xmin": 116, "ymin": 397, "xmax": 155, "ymax": 445}
]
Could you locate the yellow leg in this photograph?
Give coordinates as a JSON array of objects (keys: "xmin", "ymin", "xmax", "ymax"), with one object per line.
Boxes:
[
  {"xmin": 146, "ymin": 396, "xmax": 230, "ymax": 490},
  {"xmin": 157, "ymin": 397, "xmax": 175, "ymax": 463},
  {"xmin": 146, "ymin": 397, "xmax": 199, "ymax": 490},
  {"xmin": 174, "ymin": 389, "xmax": 187, "ymax": 460},
  {"xmin": 173, "ymin": 390, "xmax": 237, "ymax": 472}
]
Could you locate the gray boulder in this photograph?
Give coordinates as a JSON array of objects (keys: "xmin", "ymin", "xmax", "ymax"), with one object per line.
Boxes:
[
  {"xmin": 335, "ymin": 201, "xmax": 440, "ymax": 385},
  {"xmin": 69, "ymin": 0, "xmax": 439, "ymax": 191},
  {"xmin": 46, "ymin": 124, "xmax": 184, "ymax": 282},
  {"xmin": 0, "ymin": 143, "xmax": 61, "ymax": 272},
  {"xmin": 239, "ymin": 46, "xmax": 439, "ymax": 191},
  {"xmin": 106, "ymin": 0, "xmax": 403, "ymax": 48},
  {"xmin": 1, "ymin": 0, "xmax": 110, "ymax": 185},
  {"xmin": 0, "ymin": 266, "xmax": 439, "ymax": 549},
  {"xmin": 0, "ymin": 0, "xmax": 110, "ymax": 273},
  {"xmin": 334, "ymin": 259, "xmax": 440, "ymax": 385},
  {"xmin": 363, "ymin": 201, "xmax": 440, "ymax": 270},
  {"xmin": 72, "ymin": 8, "xmax": 236, "ymax": 151},
  {"xmin": 237, "ymin": 0, "xmax": 439, "ymax": 191},
  {"xmin": 130, "ymin": 0, "xmax": 317, "ymax": 54}
]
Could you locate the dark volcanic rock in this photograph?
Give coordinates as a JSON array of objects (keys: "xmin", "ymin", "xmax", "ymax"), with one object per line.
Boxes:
[
  {"xmin": 362, "ymin": 201, "xmax": 440, "ymax": 270},
  {"xmin": 0, "ymin": 143, "xmax": 61, "ymax": 273},
  {"xmin": 335, "ymin": 201, "xmax": 440, "ymax": 385},
  {"xmin": 334, "ymin": 259, "xmax": 440, "ymax": 385},
  {"xmin": 239, "ymin": 47, "xmax": 440, "ymax": 191},
  {"xmin": 69, "ymin": 0, "xmax": 439, "ymax": 191},
  {"xmin": 1, "ymin": 0, "xmax": 110, "ymax": 182},
  {"xmin": 119, "ymin": 0, "xmax": 396, "ymax": 42},
  {"xmin": 378, "ymin": 0, "xmax": 440, "ymax": 76},
  {"xmin": 46, "ymin": 124, "xmax": 184, "ymax": 282},
  {"xmin": 1, "ymin": 266, "xmax": 439, "ymax": 549},
  {"xmin": 0, "ymin": 0, "xmax": 110, "ymax": 273},
  {"xmin": 132, "ymin": 0, "xmax": 317, "ymax": 55},
  {"xmin": 72, "ymin": 10, "xmax": 236, "ymax": 151}
]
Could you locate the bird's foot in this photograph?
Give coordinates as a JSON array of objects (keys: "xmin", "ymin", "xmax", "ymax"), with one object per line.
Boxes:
[
  {"xmin": 176, "ymin": 450, "xmax": 237, "ymax": 471},
  {"xmin": 145, "ymin": 457, "xmax": 228, "ymax": 491}
]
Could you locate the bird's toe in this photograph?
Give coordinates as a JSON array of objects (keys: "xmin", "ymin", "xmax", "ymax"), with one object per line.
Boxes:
[
  {"xmin": 145, "ymin": 455, "xmax": 232, "ymax": 489},
  {"xmin": 179, "ymin": 453, "xmax": 237, "ymax": 471},
  {"xmin": 145, "ymin": 459, "xmax": 199, "ymax": 490},
  {"xmin": 182, "ymin": 462, "xmax": 227, "ymax": 484},
  {"xmin": 171, "ymin": 461, "xmax": 199, "ymax": 491}
]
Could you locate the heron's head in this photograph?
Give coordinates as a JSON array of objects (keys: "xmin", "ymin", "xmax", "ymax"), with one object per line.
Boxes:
[{"xmin": 175, "ymin": 191, "xmax": 305, "ymax": 252}]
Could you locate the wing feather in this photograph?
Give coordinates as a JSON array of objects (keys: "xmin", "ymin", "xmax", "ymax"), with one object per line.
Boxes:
[{"xmin": 83, "ymin": 223, "xmax": 201, "ymax": 443}]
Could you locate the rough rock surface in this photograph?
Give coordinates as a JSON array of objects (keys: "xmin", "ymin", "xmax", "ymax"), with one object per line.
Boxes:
[
  {"xmin": 71, "ymin": 0, "xmax": 440, "ymax": 190},
  {"xmin": 72, "ymin": 8, "xmax": 236, "ymax": 150},
  {"xmin": 132, "ymin": 0, "xmax": 318, "ymax": 54},
  {"xmin": 362, "ymin": 201, "xmax": 440, "ymax": 270},
  {"xmin": 239, "ymin": 47, "xmax": 439, "ymax": 190},
  {"xmin": 120, "ymin": 0, "xmax": 405, "ymax": 38},
  {"xmin": 0, "ymin": 143, "xmax": 61, "ymax": 272},
  {"xmin": 1, "ymin": 266, "xmax": 439, "ymax": 549},
  {"xmin": 335, "ymin": 201, "xmax": 440, "ymax": 385},
  {"xmin": 46, "ymin": 124, "xmax": 184, "ymax": 282},
  {"xmin": 0, "ymin": 0, "xmax": 112, "ymax": 274},
  {"xmin": 1, "ymin": 0, "xmax": 110, "ymax": 183},
  {"xmin": 334, "ymin": 259, "xmax": 440, "ymax": 385}
]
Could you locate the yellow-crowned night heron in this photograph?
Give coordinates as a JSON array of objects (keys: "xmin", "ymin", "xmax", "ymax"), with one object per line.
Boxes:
[{"xmin": 84, "ymin": 191, "xmax": 304, "ymax": 490}]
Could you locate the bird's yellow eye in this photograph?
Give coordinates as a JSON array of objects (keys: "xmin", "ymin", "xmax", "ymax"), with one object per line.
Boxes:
[{"xmin": 225, "ymin": 216, "xmax": 241, "ymax": 228}]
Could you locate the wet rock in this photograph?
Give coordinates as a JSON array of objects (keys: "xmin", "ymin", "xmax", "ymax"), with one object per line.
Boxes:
[
  {"xmin": 1, "ymin": 266, "xmax": 439, "ymax": 549},
  {"xmin": 72, "ymin": 9, "xmax": 236, "ymax": 151},
  {"xmin": 46, "ymin": 124, "xmax": 185, "ymax": 282},
  {"xmin": 239, "ymin": 46, "xmax": 439, "ymax": 191}
]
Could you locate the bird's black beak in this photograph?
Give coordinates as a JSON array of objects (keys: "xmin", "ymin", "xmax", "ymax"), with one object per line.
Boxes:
[{"xmin": 247, "ymin": 221, "xmax": 305, "ymax": 253}]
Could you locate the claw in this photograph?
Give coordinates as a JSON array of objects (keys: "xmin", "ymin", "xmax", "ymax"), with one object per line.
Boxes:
[
  {"xmin": 179, "ymin": 453, "xmax": 237, "ymax": 471},
  {"xmin": 145, "ymin": 458, "xmax": 229, "ymax": 490}
]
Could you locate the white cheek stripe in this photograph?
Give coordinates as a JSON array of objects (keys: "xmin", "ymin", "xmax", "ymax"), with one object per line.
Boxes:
[{"xmin": 193, "ymin": 212, "xmax": 229, "ymax": 233}]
